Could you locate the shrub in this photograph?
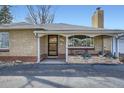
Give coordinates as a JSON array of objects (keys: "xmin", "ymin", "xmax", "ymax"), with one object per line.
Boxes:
[
  {"xmin": 98, "ymin": 51, "xmax": 104, "ymax": 55},
  {"xmin": 119, "ymin": 57, "xmax": 124, "ymax": 63},
  {"xmin": 112, "ymin": 53, "xmax": 117, "ymax": 59},
  {"xmin": 81, "ymin": 51, "xmax": 92, "ymax": 59},
  {"xmin": 104, "ymin": 51, "xmax": 117, "ymax": 59},
  {"xmin": 104, "ymin": 51, "xmax": 113, "ymax": 58}
]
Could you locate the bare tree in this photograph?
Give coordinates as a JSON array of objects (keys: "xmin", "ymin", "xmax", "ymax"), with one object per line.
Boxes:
[{"xmin": 26, "ymin": 5, "xmax": 55, "ymax": 24}]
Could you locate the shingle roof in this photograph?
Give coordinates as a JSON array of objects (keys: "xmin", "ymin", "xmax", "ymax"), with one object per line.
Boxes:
[
  {"xmin": 0, "ymin": 22, "xmax": 40, "ymax": 30},
  {"xmin": 0, "ymin": 22, "xmax": 123, "ymax": 32},
  {"xmin": 40, "ymin": 23, "xmax": 104, "ymax": 31}
]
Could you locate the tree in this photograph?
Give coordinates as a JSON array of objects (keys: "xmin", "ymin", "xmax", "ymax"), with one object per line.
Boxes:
[
  {"xmin": 0, "ymin": 5, "xmax": 13, "ymax": 24},
  {"xmin": 26, "ymin": 5, "xmax": 55, "ymax": 24}
]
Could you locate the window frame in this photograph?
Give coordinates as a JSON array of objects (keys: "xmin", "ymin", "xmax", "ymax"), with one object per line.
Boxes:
[
  {"xmin": 68, "ymin": 35, "xmax": 94, "ymax": 49},
  {"xmin": 0, "ymin": 32, "xmax": 9, "ymax": 52}
]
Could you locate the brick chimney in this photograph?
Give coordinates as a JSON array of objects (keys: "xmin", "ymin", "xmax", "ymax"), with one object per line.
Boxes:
[{"xmin": 92, "ymin": 7, "xmax": 104, "ymax": 28}]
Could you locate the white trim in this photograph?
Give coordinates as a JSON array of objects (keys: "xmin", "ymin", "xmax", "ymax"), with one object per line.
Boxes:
[
  {"xmin": 112, "ymin": 37, "xmax": 114, "ymax": 55},
  {"xmin": 66, "ymin": 36, "xmax": 68, "ymax": 62},
  {"xmin": 34, "ymin": 30, "xmax": 124, "ymax": 35},
  {"xmin": 36, "ymin": 35, "xmax": 41, "ymax": 63},
  {"xmin": 0, "ymin": 48, "xmax": 9, "ymax": 49},
  {"xmin": 0, "ymin": 32, "xmax": 9, "ymax": 49},
  {"xmin": 115, "ymin": 37, "xmax": 119, "ymax": 57}
]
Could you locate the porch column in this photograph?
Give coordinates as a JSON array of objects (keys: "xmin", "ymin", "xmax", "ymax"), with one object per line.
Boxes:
[
  {"xmin": 36, "ymin": 34, "xmax": 41, "ymax": 63},
  {"xmin": 112, "ymin": 37, "xmax": 114, "ymax": 55},
  {"xmin": 102, "ymin": 35, "xmax": 104, "ymax": 56},
  {"xmin": 66, "ymin": 35, "xmax": 68, "ymax": 62},
  {"xmin": 115, "ymin": 36, "xmax": 119, "ymax": 57}
]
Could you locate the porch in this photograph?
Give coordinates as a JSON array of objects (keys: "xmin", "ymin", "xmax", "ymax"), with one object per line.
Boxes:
[{"xmin": 34, "ymin": 32, "xmax": 121, "ymax": 64}]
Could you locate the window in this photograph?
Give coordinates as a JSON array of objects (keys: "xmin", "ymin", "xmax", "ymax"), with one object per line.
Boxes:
[
  {"xmin": 68, "ymin": 35, "xmax": 94, "ymax": 48},
  {"xmin": 0, "ymin": 32, "xmax": 9, "ymax": 49}
]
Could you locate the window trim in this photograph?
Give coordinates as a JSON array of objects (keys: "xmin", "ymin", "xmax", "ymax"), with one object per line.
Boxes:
[
  {"xmin": 0, "ymin": 32, "xmax": 9, "ymax": 51},
  {"xmin": 68, "ymin": 46, "xmax": 94, "ymax": 49},
  {"xmin": 0, "ymin": 48, "xmax": 9, "ymax": 52},
  {"xmin": 68, "ymin": 35, "xmax": 95, "ymax": 48}
]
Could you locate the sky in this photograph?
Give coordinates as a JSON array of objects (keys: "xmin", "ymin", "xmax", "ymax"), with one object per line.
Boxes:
[{"xmin": 10, "ymin": 5, "xmax": 124, "ymax": 29}]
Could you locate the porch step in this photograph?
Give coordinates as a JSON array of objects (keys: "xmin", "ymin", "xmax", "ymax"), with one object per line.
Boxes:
[{"xmin": 40, "ymin": 59, "xmax": 66, "ymax": 64}]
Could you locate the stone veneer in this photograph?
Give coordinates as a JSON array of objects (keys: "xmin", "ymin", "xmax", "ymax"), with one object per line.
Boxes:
[{"xmin": 68, "ymin": 56, "xmax": 122, "ymax": 64}]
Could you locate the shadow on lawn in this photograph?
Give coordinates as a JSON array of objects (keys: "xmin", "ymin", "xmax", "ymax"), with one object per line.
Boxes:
[{"xmin": 0, "ymin": 64, "xmax": 124, "ymax": 80}]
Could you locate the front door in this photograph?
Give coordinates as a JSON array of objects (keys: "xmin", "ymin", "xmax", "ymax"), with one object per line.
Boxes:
[{"xmin": 48, "ymin": 35, "xmax": 58, "ymax": 56}]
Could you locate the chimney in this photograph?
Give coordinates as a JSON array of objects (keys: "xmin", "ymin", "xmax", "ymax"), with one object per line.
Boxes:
[{"xmin": 92, "ymin": 7, "xmax": 104, "ymax": 28}]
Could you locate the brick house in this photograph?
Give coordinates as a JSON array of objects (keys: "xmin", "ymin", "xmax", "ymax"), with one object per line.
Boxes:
[{"xmin": 0, "ymin": 8, "xmax": 124, "ymax": 63}]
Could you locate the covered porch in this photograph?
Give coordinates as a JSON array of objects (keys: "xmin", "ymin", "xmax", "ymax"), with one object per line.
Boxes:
[{"xmin": 34, "ymin": 28, "xmax": 124, "ymax": 64}]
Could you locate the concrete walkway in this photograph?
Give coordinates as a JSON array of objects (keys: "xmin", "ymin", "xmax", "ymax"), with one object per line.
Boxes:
[
  {"xmin": 0, "ymin": 64, "xmax": 124, "ymax": 88},
  {"xmin": 41, "ymin": 59, "xmax": 66, "ymax": 64}
]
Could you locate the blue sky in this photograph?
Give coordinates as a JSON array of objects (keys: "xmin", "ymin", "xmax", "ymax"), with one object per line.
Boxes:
[{"xmin": 10, "ymin": 5, "xmax": 124, "ymax": 29}]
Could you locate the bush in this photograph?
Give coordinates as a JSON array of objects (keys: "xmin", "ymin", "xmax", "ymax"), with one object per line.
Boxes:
[
  {"xmin": 112, "ymin": 53, "xmax": 117, "ymax": 59},
  {"xmin": 104, "ymin": 51, "xmax": 113, "ymax": 58},
  {"xmin": 98, "ymin": 51, "xmax": 104, "ymax": 55},
  {"xmin": 81, "ymin": 51, "xmax": 92, "ymax": 59},
  {"xmin": 120, "ymin": 57, "xmax": 124, "ymax": 63},
  {"xmin": 104, "ymin": 51, "xmax": 117, "ymax": 59}
]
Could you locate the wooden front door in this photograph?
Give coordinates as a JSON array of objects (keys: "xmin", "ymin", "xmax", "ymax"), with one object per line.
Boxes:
[{"xmin": 48, "ymin": 35, "xmax": 58, "ymax": 56}]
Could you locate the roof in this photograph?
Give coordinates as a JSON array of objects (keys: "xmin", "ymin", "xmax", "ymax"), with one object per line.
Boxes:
[
  {"xmin": 0, "ymin": 22, "xmax": 42, "ymax": 30},
  {"xmin": 0, "ymin": 22, "xmax": 124, "ymax": 32},
  {"xmin": 40, "ymin": 23, "xmax": 104, "ymax": 31},
  {"xmin": 0, "ymin": 22, "xmax": 101, "ymax": 30}
]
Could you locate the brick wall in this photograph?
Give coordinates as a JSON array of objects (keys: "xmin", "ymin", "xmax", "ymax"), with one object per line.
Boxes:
[
  {"xmin": 0, "ymin": 30, "xmax": 36, "ymax": 56},
  {"xmin": 0, "ymin": 56, "xmax": 36, "ymax": 62}
]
